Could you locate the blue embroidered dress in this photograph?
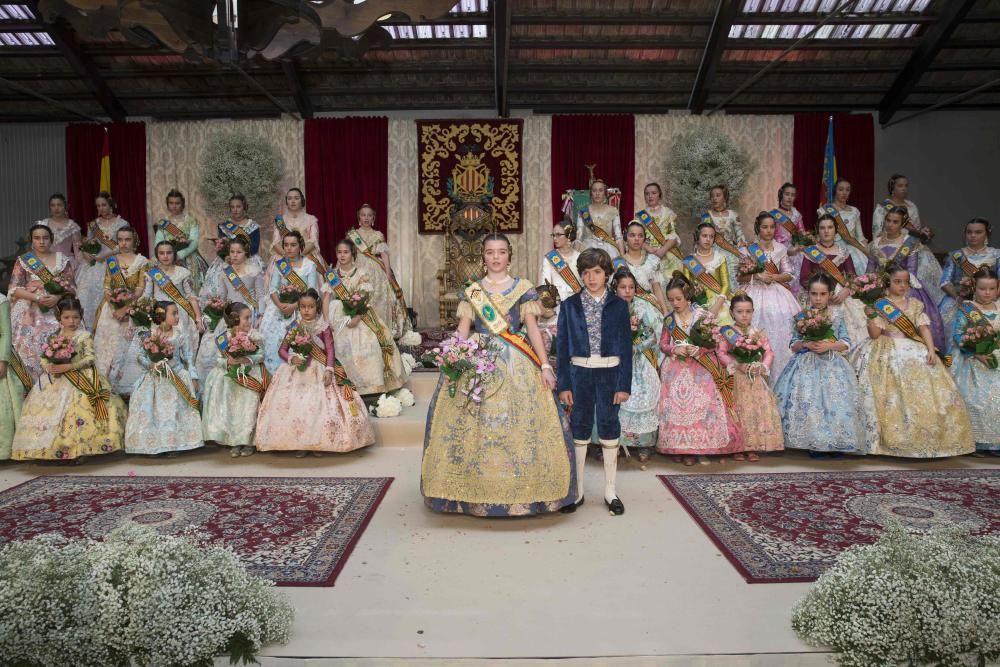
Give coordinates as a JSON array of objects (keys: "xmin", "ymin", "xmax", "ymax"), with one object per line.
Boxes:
[
  {"xmin": 259, "ymin": 257, "xmax": 321, "ymax": 374},
  {"xmin": 950, "ymin": 302, "xmax": 1000, "ymax": 452},
  {"xmin": 938, "ymin": 246, "xmax": 1000, "ymax": 346}
]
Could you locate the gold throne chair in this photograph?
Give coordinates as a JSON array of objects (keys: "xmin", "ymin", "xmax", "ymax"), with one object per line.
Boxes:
[{"xmin": 436, "ymin": 151, "xmax": 496, "ymax": 327}]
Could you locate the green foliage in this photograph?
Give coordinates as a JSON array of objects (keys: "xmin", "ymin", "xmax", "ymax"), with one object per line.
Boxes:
[{"xmin": 199, "ymin": 132, "xmax": 281, "ymax": 217}]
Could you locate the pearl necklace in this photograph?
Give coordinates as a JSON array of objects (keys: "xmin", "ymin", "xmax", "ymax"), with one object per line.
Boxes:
[{"xmin": 483, "ymin": 274, "xmax": 512, "ymax": 285}]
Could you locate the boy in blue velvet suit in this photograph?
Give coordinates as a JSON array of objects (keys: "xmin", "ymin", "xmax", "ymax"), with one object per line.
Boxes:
[{"xmin": 556, "ymin": 248, "xmax": 632, "ymax": 515}]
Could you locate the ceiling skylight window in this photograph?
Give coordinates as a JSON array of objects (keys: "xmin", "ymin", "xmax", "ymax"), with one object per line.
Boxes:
[
  {"xmin": 382, "ymin": 0, "xmax": 488, "ymax": 40},
  {"xmin": 0, "ymin": 3, "xmax": 55, "ymax": 46},
  {"xmin": 729, "ymin": 0, "xmax": 928, "ymax": 40}
]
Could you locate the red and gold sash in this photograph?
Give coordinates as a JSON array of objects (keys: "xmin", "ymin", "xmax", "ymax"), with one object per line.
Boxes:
[
  {"xmin": 664, "ymin": 313, "xmax": 735, "ymax": 411},
  {"xmin": 874, "ymin": 297, "xmax": 952, "ymax": 366},
  {"xmin": 64, "ymin": 367, "xmax": 112, "ymax": 422},
  {"xmin": 304, "ymin": 340, "xmax": 358, "ymax": 405},
  {"xmin": 821, "ymin": 205, "xmax": 868, "ymax": 254},
  {"xmin": 611, "ymin": 258, "xmax": 663, "ymax": 312},
  {"xmin": 682, "ymin": 254, "xmax": 724, "ymax": 294},
  {"xmin": 641, "ymin": 347, "xmax": 658, "ymax": 371},
  {"xmin": 745, "ymin": 243, "xmax": 793, "ymax": 293},
  {"xmin": 326, "ymin": 270, "xmax": 396, "ymax": 378},
  {"xmin": 90, "ymin": 223, "xmax": 118, "ymax": 251},
  {"xmin": 701, "ymin": 212, "xmax": 743, "ymax": 256},
  {"xmin": 348, "ymin": 228, "xmax": 406, "ymax": 309},
  {"xmin": 952, "ymin": 250, "xmax": 986, "ymax": 279},
  {"xmin": 275, "ymin": 259, "xmax": 309, "ymax": 292},
  {"xmin": 157, "ymin": 218, "xmax": 188, "ymax": 242},
  {"xmin": 20, "ymin": 252, "xmax": 55, "ymax": 284},
  {"xmin": 463, "ymin": 282, "xmax": 542, "ymax": 369},
  {"xmin": 159, "ymin": 365, "xmax": 200, "ymax": 410},
  {"xmin": 802, "ymin": 246, "xmax": 849, "ymax": 287},
  {"xmin": 9, "ymin": 350, "xmax": 32, "ymax": 391},
  {"xmin": 147, "ymin": 267, "xmax": 197, "ymax": 322},
  {"xmin": 580, "ymin": 207, "xmax": 618, "ymax": 248},
  {"xmin": 222, "ymin": 265, "xmax": 257, "ymax": 310},
  {"xmin": 769, "ymin": 208, "xmax": 800, "ymax": 238},
  {"xmin": 545, "ymin": 250, "xmax": 582, "ymax": 293}
]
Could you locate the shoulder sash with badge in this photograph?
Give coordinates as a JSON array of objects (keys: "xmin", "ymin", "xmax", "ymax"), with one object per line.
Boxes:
[
  {"xmin": 701, "ymin": 211, "xmax": 743, "ymax": 256},
  {"xmin": 147, "ymin": 266, "xmax": 197, "ymax": 321},
  {"xmin": 951, "ymin": 250, "xmax": 989, "ymax": 279},
  {"xmin": 885, "ymin": 234, "xmax": 919, "ymax": 265},
  {"xmin": 613, "ymin": 257, "xmax": 662, "ymax": 311},
  {"xmin": 105, "ymin": 255, "xmax": 129, "ymax": 290},
  {"xmin": 220, "ymin": 219, "xmax": 252, "ymax": 246},
  {"xmin": 745, "ymin": 242, "xmax": 793, "ymax": 292},
  {"xmin": 664, "ymin": 312, "xmax": 735, "ymax": 412},
  {"xmin": 802, "ymin": 245, "xmax": 849, "ymax": 286},
  {"xmin": 874, "ymin": 297, "xmax": 952, "ymax": 366},
  {"xmin": 327, "ymin": 269, "xmax": 397, "ymax": 379},
  {"xmin": 20, "ymin": 251, "xmax": 55, "ymax": 285},
  {"xmin": 90, "ymin": 221, "xmax": 118, "ymax": 251},
  {"xmin": 223, "ymin": 264, "xmax": 257, "ymax": 309},
  {"xmin": 151, "ymin": 350, "xmax": 200, "ymax": 411},
  {"xmin": 463, "ymin": 281, "xmax": 541, "ymax": 369},
  {"xmin": 348, "ymin": 227, "xmax": 407, "ymax": 309},
  {"xmin": 580, "ymin": 206, "xmax": 618, "ymax": 247},
  {"xmin": 768, "ymin": 208, "xmax": 799, "ymax": 239},
  {"xmin": 156, "ymin": 217, "xmax": 188, "ymax": 242},
  {"xmin": 275, "ymin": 258, "xmax": 309, "ymax": 291},
  {"xmin": 682, "ymin": 253, "xmax": 724, "ymax": 295},
  {"xmin": 545, "ymin": 249, "xmax": 582, "ymax": 293},
  {"xmin": 216, "ymin": 331, "xmax": 270, "ymax": 396},
  {"xmin": 635, "ymin": 209, "xmax": 683, "ymax": 261},
  {"xmin": 821, "ymin": 204, "xmax": 868, "ymax": 253}
]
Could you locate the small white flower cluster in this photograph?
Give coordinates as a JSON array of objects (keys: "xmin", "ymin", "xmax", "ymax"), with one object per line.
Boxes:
[
  {"xmin": 791, "ymin": 522, "xmax": 1000, "ymax": 667},
  {"xmin": 0, "ymin": 525, "xmax": 294, "ymax": 667},
  {"xmin": 199, "ymin": 132, "xmax": 282, "ymax": 216},
  {"xmin": 398, "ymin": 331, "xmax": 423, "ymax": 347},
  {"xmin": 374, "ymin": 393, "xmax": 403, "ymax": 418},
  {"xmin": 667, "ymin": 126, "xmax": 754, "ymax": 219},
  {"xmin": 394, "ymin": 387, "xmax": 416, "ymax": 408},
  {"xmin": 400, "ymin": 352, "xmax": 416, "ymax": 376}
]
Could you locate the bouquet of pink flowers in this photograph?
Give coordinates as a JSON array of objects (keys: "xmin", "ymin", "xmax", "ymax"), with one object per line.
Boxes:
[
  {"xmin": 80, "ymin": 238, "xmax": 102, "ymax": 264},
  {"xmin": 128, "ymin": 296, "xmax": 156, "ymax": 328},
  {"xmin": 850, "ymin": 272, "xmax": 884, "ymax": 307},
  {"xmin": 225, "ymin": 330, "xmax": 259, "ymax": 380},
  {"xmin": 339, "ymin": 290, "xmax": 370, "ymax": 318},
  {"xmin": 41, "ymin": 333, "xmax": 75, "ymax": 363},
  {"xmin": 283, "ymin": 325, "xmax": 313, "ymax": 371},
  {"xmin": 432, "ymin": 334, "xmax": 501, "ymax": 409},
  {"xmin": 278, "ymin": 284, "xmax": 302, "ymax": 305},
  {"xmin": 737, "ymin": 254, "xmax": 766, "ymax": 278},
  {"xmin": 40, "ymin": 272, "xmax": 73, "ymax": 313},
  {"xmin": 730, "ymin": 330, "xmax": 765, "ymax": 364},
  {"xmin": 959, "ymin": 321, "xmax": 999, "ymax": 369},
  {"xmin": 108, "ymin": 287, "xmax": 133, "ymax": 308},
  {"xmin": 957, "ymin": 276, "xmax": 975, "ymax": 300},
  {"xmin": 796, "ymin": 308, "xmax": 835, "ymax": 342},
  {"xmin": 203, "ymin": 296, "xmax": 228, "ymax": 331},
  {"xmin": 791, "ymin": 230, "xmax": 816, "ymax": 248},
  {"xmin": 687, "ymin": 314, "xmax": 718, "ymax": 350},
  {"xmin": 143, "ymin": 331, "xmax": 175, "ymax": 365},
  {"xmin": 213, "ymin": 238, "xmax": 230, "ymax": 261}
]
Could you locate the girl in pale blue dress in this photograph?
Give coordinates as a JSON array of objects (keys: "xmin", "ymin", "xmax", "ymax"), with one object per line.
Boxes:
[
  {"xmin": 950, "ymin": 267, "xmax": 1000, "ymax": 455},
  {"xmin": 773, "ymin": 272, "xmax": 874, "ymax": 458},
  {"xmin": 938, "ymin": 218, "xmax": 999, "ymax": 345},
  {"xmin": 258, "ymin": 230, "xmax": 321, "ymax": 375},
  {"xmin": 124, "ymin": 301, "xmax": 203, "ymax": 455}
]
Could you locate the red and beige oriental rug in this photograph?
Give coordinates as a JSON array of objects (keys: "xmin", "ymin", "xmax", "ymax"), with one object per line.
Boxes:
[
  {"xmin": 659, "ymin": 469, "xmax": 1000, "ymax": 584},
  {"xmin": 0, "ymin": 475, "xmax": 392, "ymax": 587}
]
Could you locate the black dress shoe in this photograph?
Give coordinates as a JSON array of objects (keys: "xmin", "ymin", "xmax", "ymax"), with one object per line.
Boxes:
[
  {"xmin": 561, "ymin": 496, "xmax": 584, "ymax": 513},
  {"xmin": 606, "ymin": 497, "xmax": 624, "ymax": 515}
]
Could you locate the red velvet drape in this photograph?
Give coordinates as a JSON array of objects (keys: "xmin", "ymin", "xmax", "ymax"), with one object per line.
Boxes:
[
  {"xmin": 65, "ymin": 122, "xmax": 149, "ymax": 252},
  {"xmin": 303, "ymin": 117, "xmax": 389, "ymax": 261},
  {"xmin": 792, "ymin": 113, "xmax": 874, "ymax": 236},
  {"xmin": 551, "ymin": 114, "xmax": 635, "ymax": 225}
]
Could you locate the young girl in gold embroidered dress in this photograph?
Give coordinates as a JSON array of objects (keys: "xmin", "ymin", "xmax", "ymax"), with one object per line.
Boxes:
[
  {"xmin": 633, "ymin": 182, "xmax": 683, "ymax": 280},
  {"xmin": 12, "ymin": 297, "xmax": 126, "ymax": 462}
]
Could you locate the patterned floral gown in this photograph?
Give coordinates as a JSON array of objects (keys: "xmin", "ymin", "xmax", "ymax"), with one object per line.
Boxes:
[
  {"xmin": 868, "ymin": 238, "xmax": 946, "ymax": 351},
  {"xmin": 717, "ymin": 326, "xmax": 784, "ymax": 452},
  {"xmin": 349, "ymin": 226, "xmax": 408, "ymax": 339},
  {"xmin": 259, "ymin": 257, "xmax": 321, "ymax": 375},
  {"xmin": 872, "ymin": 200, "xmax": 944, "ymax": 306},
  {"xmin": 77, "ymin": 216, "xmax": 129, "ymax": 329},
  {"xmin": 194, "ymin": 263, "xmax": 266, "ymax": 382},
  {"xmin": 619, "ymin": 297, "xmax": 663, "ymax": 453},
  {"xmin": 11, "ymin": 330, "xmax": 126, "ymax": 461},
  {"xmin": 201, "ymin": 329, "xmax": 266, "ymax": 448},
  {"xmin": 0, "ymin": 296, "xmax": 26, "ymax": 459},
  {"xmin": 92, "ymin": 254, "xmax": 148, "ymax": 390},
  {"xmin": 577, "ymin": 205, "xmax": 623, "ymax": 258},
  {"xmin": 854, "ymin": 298, "xmax": 974, "ymax": 458},
  {"xmin": 7, "ymin": 252, "xmax": 75, "ymax": 382},
  {"xmin": 740, "ymin": 241, "xmax": 799, "ymax": 379},
  {"xmin": 421, "ymin": 279, "xmax": 576, "ymax": 516},
  {"xmin": 938, "ymin": 246, "xmax": 1000, "ymax": 345},
  {"xmin": 950, "ymin": 302, "xmax": 1000, "ymax": 452}
]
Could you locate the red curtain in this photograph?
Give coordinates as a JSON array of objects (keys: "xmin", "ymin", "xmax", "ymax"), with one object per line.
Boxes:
[
  {"xmin": 551, "ymin": 114, "xmax": 635, "ymax": 225},
  {"xmin": 304, "ymin": 117, "xmax": 389, "ymax": 261},
  {"xmin": 792, "ymin": 113, "xmax": 874, "ymax": 236},
  {"xmin": 65, "ymin": 122, "xmax": 149, "ymax": 252}
]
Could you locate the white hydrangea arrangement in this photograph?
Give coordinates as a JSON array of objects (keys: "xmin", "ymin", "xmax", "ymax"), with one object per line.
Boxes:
[
  {"xmin": 374, "ymin": 393, "xmax": 403, "ymax": 418},
  {"xmin": 199, "ymin": 131, "xmax": 281, "ymax": 216},
  {"xmin": 398, "ymin": 330, "xmax": 423, "ymax": 347},
  {"xmin": 791, "ymin": 523, "xmax": 1000, "ymax": 667},
  {"xmin": 667, "ymin": 126, "xmax": 754, "ymax": 219},
  {"xmin": 0, "ymin": 525, "xmax": 294, "ymax": 667},
  {"xmin": 394, "ymin": 387, "xmax": 416, "ymax": 407},
  {"xmin": 400, "ymin": 352, "xmax": 416, "ymax": 376}
]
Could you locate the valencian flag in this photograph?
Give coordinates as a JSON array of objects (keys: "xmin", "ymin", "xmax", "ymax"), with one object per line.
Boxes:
[
  {"xmin": 99, "ymin": 128, "xmax": 110, "ymax": 193},
  {"xmin": 819, "ymin": 115, "xmax": 836, "ymax": 205}
]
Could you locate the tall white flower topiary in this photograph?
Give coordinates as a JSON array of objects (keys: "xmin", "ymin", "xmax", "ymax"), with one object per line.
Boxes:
[
  {"xmin": 200, "ymin": 132, "xmax": 281, "ymax": 217},
  {"xmin": 667, "ymin": 126, "xmax": 754, "ymax": 221}
]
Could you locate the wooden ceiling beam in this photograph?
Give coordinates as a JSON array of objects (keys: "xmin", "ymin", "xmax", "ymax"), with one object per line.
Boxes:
[
  {"xmin": 492, "ymin": 0, "xmax": 510, "ymax": 117},
  {"xmin": 281, "ymin": 60, "xmax": 314, "ymax": 119},
  {"xmin": 878, "ymin": 0, "xmax": 977, "ymax": 124},
  {"xmin": 44, "ymin": 18, "xmax": 126, "ymax": 121},
  {"xmin": 689, "ymin": 0, "xmax": 740, "ymax": 113}
]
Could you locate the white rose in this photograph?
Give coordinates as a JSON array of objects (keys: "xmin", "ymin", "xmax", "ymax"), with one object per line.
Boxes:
[
  {"xmin": 374, "ymin": 394, "xmax": 402, "ymax": 418},
  {"xmin": 394, "ymin": 387, "xmax": 415, "ymax": 407}
]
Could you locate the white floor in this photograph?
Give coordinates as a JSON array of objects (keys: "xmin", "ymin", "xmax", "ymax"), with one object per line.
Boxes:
[{"xmin": 2, "ymin": 372, "xmax": 997, "ymax": 663}]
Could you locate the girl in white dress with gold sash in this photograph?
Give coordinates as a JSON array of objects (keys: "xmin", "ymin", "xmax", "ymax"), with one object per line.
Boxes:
[
  {"xmin": 577, "ymin": 179, "xmax": 624, "ymax": 258},
  {"xmin": 77, "ymin": 192, "xmax": 129, "ymax": 330},
  {"xmin": 769, "ymin": 183, "xmax": 805, "ymax": 295},
  {"xmin": 705, "ymin": 185, "xmax": 746, "ymax": 247},
  {"xmin": 269, "ymin": 188, "xmax": 326, "ymax": 272},
  {"xmin": 817, "ymin": 178, "xmax": 869, "ymax": 275},
  {"xmin": 619, "ymin": 222, "xmax": 667, "ymax": 313},
  {"xmin": 346, "ymin": 205, "xmax": 410, "ymax": 339},
  {"xmin": 38, "ymin": 194, "xmax": 81, "ymax": 272},
  {"xmin": 260, "ymin": 230, "xmax": 321, "ymax": 375},
  {"xmin": 633, "ymin": 182, "xmax": 683, "ymax": 280},
  {"xmin": 538, "ymin": 220, "xmax": 581, "ymax": 334}
]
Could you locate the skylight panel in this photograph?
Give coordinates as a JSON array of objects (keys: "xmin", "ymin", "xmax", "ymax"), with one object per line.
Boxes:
[
  {"xmin": 383, "ymin": 0, "xmax": 488, "ymax": 40},
  {"xmin": 733, "ymin": 0, "xmax": 928, "ymax": 41}
]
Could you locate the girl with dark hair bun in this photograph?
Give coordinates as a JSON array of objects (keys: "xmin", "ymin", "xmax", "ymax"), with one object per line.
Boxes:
[
  {"xmin": 867, "ymin": 207, "xmax": 947, "ymax": 351},
  {"xmin": 817, "ymin": 178, "xmax": 868, "ymax": 272},
  {"xmin": 950, "ymin": 266, "xmax": 1000, "ymax": 455},
  {"xmin": 681, "ymin": 222, "xmax": 733, "ymax": 322},
  {"xmin": 156, "ymin": 188, "xmax": 209, "ymax": 293},
  {"xmin": 772, "ymin": 271, "xmax": 873, "ymax": 458},
  {"xmin": 938, "ymin": 217, "xmax": 999, "ymax": 337},
  {"xmin": 632, "ymin": 181, "xmax": 683, "ymax": 278},
  {"xmin": 855, "ymin": 264, "xmax": 974, "ymax": 458},
  {"xmin": 77, "ymin": 191, "xmax": 130, "ymax": 329},
  {"xmin": 260, "ymin": 229, "xmax": 322, "ymax": 375},
  {"xmin": 255, "ymin": 288, "xmax": 375, "ymax": 456},
  {"xmin": 37, "ymin": 192, "xmax": 82, "ymax": 268},
  {"xmin": 620, "ymin": 220, "xmax": 668, "ymax": 313},
  {"xmin": 539, "ymin": 219, "xmax": 582, "ymax": 335},
  {"xmin": 270, "ymin": 187, "xmax": 327, "ymax": 273},
  {"xmin": 124, "ymin": 301, "xmax": 204, "ymax": 456},
  {"xmin": 656, "ymin": 273, "xmax": 744, "ymax": 466},
  {"xmin": 201, "ymin": 301, "xmax": 266, "ymax": 457},
  {"xmin": 208, "ymin": 193, "xmax": 263, "ymax": 284},
  {"xmin": 577, "ymin": 178, "xmax": 624, "ymax": 258},
  {"xmin": 12, "ymin": 294, "xmax": 126, "ymax": 463},
  {"xmin": 704, "ymin": 184, "xmax": 745, "ymax": 247},
  {"xmin": 717, "ymin": 292, "xmax": 784, "ymax": 460},
  {"xmin": 347, "ymin": 204, "xmax": 412, "ymax": 340}
]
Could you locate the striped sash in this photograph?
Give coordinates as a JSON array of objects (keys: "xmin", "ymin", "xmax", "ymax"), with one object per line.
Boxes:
[
  {"xmin": 147, "ymin": 267, "xmax": 197, "ymax": 321},
  {"xmin": 160, "ymin": 365, "xmax": 200, "ymax": 411},
  {"xmin": 222, "ymin": 265, "xmax": 257, "ymax": 309},
  {"xmin": 105, "ymin": 256, "xmax": 129, "ymax": 290},
  {"xmin": 215, "ymin": 332, "xmax": 270, "ymax": 396},
  {"xmin": 683, "ymin": 254, "xmax": 724, "ymax": 294},
  {"xmin": 91, "ymin": 223, "xmax": 118, "ymax": 251},
  {"xmin": 21, "ymin": 252, "xmax": 55, "ymax": 284},
  {"xmin": 701, "ymin": 212, "xmax": 743, "ymax": 256},
  {"xmin": 220, "ymin": 219, "xmax": 251, "ymax": 245},
  {"xmin": 304, "ymin": 338, "xmax": 358, "ymax": 404},
  {"xmin": 874, "ymin": 297, "xmax": 952, "ymax": 366},
  {"xmin": 664, "ymin": 313, "xmax": 735, "ymax": 411},
  {"xmin": 275, "ymin": 259, "xmax": 309, "ymax": 291},
  {"xmin": 348, "ymin": 228, "xmax": 406, "ymax": 307},
  {"xmin": 327, "ymin": 270, "xmax": 397, "ymax": 378},
  {"xmin": 745, "ymin": 242, "xmax": 793, "ymax": 292},
  {"xmin": 64, "ymin": 367, "xmax": 111, "ymax": 422},
  {"xmin": 951, "ymin": 250, "xmax": 986, "ymax": 279},
  {"xmin": 612, "ymin": 258, "xmax": 662, "ymax": 311},
  {"xmin": 463, "ymin": 282, "xmax": 542, "ymax": 369},
  {"xmin": 545, "ymin": 250, "xmax": 582, "ymax": 293},
  {"xmin": 802, "ymin": 246, "xmax": 849, "ymax": 286},
  {"xmin": 9, "ymin": 350, "xmax": 32, "ymax": 391},
  {"xmin": 821, "ymin": 205, "xmax": 868, "ymax": 253},
  {"xmin": 769, "ymin": 209, "xmax": 799, "ymax": 238},
  {"xmin": 156, "ymin": 217, "xmax": 188, "ymax": 241},
  {"xmin": 580, "ymin": 207, "xmax": 618, "ymax": 247}
]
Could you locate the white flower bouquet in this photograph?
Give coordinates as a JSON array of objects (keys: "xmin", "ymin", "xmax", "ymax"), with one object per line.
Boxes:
[
  {"xmin": 0, "ymin": 525, "xmax": 294, "ymax": 667},
  {"xmin": 374, "ymin": 393, "xmax": 403, "ymax": 418},
  {"xmin": 398, "ymin": 330, "xmax": 423, "ymax": 347},
  {"xmin": 394, "ymin": 387, "xmax": 416, "ymax": 407}
]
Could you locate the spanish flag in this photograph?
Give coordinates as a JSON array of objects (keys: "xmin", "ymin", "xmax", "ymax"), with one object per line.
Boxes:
[
  {"xmin": 99, "ymin": 128, "xmax": 110, "ymax": 193},
  {"xmin": 819, "ymin": 115, "xmax": 836, "ymax": 205}
]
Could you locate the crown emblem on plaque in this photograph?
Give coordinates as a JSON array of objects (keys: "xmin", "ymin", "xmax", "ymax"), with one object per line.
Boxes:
[{"xmin": 448, "ymin": 149, "xmax": 494, "ymax": 204}]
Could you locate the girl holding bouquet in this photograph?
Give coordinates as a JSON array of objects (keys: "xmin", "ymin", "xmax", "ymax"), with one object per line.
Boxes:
[
  {"xmin": 773, "ymin": 273, "xmax": 873, "ymax": 458},
  {"xmin": 92, "ymin": 227, "xmax": 148, "ymax": 393},
  {"xmin": 855, "ymin": 264, "xmax": 974, "ymax": 458},
  {"xmin": 255, "ymin": 289, "xmax": 374, "ymax": 456},
  {"xmin": 613, "ymin": 268, "xmax": 662, "ymax": 465},
  {"xmin": 194, "ymin": 238, "xmax": 266, "ymax": 382},
  {"xmin": 717, "ymin": 293, "xmax": 784, "ymax": 459},
  {"xmin": 12, "ymin": 297, "xmax": 126, "ymax": 462},
  {"xmin": 619, "ymin": 221, "xmax": 668, "ymax": 313},
  {"xmin": 323, "ymin": 240, "xmax": 408, "ymax": 396},
  {"xmin": 633, "ymin": 182, "xmax": 683, "ymax": 281},
  {"xmin": 738, "ymin": 212, "xmax": 799, "ymax": 378},
  {"xmin": 125, "ymin": 301, "xmax": 203, "ymax": 456},
  {"xmin": 950, "ymin": 266, "xmax": 1000, "ymax": 455},
  {"xmin": 816, "ymin": 179, "xmax": 868, "ymax": 274},
  {"xmin": 154, "ymin": 189, "xmax": 209, "ymax": 293},
  {"xmin": 260, "ymin": 230, "xmax": 321, "ymax": 375},
  {"xmin": 939, "ymin": 218, "xmax": 999, "ymax": 341},
  {"xmin": 656, "ymin": 273, "xmax": 743, "ymax": 466},
  {"xmin": 8, "ymin": 224, "xmax": 76, "ymax": 381},
  {"xmin": 201, "ymin": 302, "xmax": 266, "ymax": 457},
  {"xmin": 77, "ymin": 192, "xmax": 129, "ymax": 330},
  {"xmin": 0, "ymin": 294, "xmax": 26, "ymax": 459},
  {"xmin": 682, "ymin": 222, "xmax": 734, "ymax": 323},
  {"xmin": 37, "ymin": 193, "xmax": 81, "ymax": 271},
  {"xmin": 205, "ymin": 194, "xmax": 263, "ymax": 284},
  {"xmin": 347, "ymin": 204, "xmax": 411, "ymax": 340}
]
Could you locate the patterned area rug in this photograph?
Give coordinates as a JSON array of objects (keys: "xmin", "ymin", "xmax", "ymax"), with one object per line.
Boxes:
[
  {"xmin": 659, "ymin": 469, "xmax": 1000, "ymax": 584},
  {"xmin": 0, "ymin": 475, "xmax": 392, "ymax": 587}
]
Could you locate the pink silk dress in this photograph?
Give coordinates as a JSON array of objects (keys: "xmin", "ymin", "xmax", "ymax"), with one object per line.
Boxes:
[
  {"xmin": 655, "ymin": 307, "xmax": 743, "ymax": 456},
  {"xmin": 7, "ymin": 253, "xmax": 76, "ymax": 382},
  {"xmin": 741, "ymin": 241, "xmax": 800, "ymax": 379},
  {"xmin": 717, "ymin": 327, "xmax": 785, "ymax": 452},
  {"xmin": 254, "ymin": 321, "xmax": 375, "ymax": 453}
]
